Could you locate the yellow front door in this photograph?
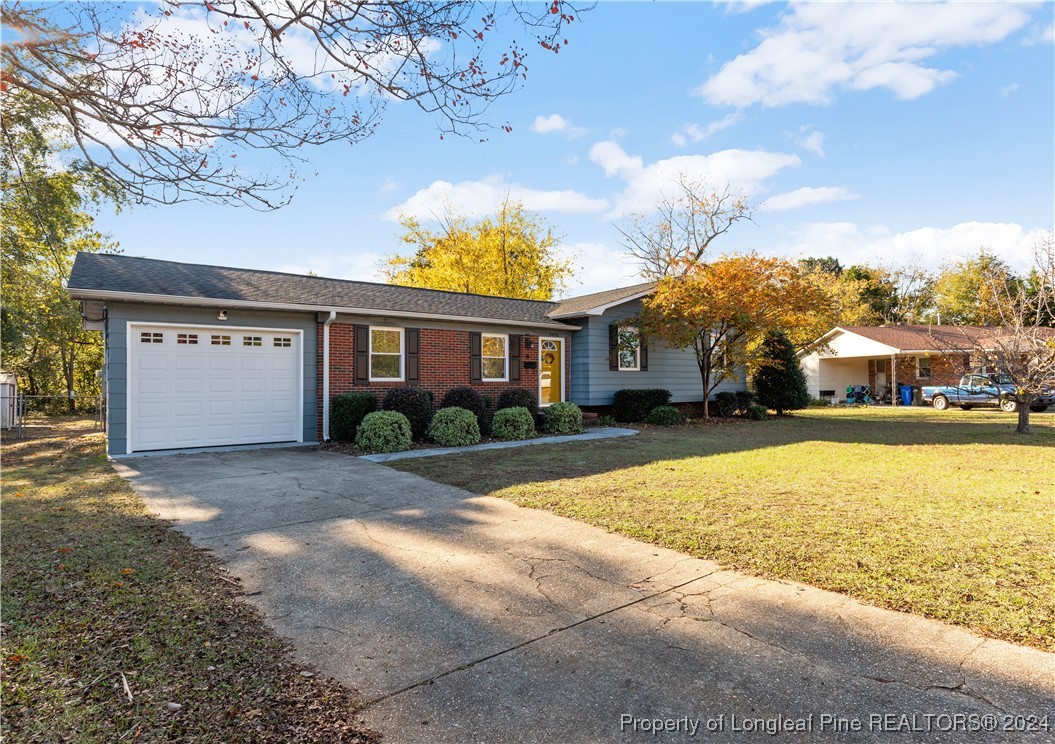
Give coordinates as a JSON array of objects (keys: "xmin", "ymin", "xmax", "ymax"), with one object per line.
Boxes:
[{"xmin": 539, "ymin": 339, "xmax": 563, "ymax": 405}]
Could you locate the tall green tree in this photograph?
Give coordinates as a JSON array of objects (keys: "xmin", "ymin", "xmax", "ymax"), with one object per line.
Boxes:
[
  {"xmin": 384, "ymin": 199, "xmax": 573, "ymax": 300},
  {"xmin": 1, "ymin": 90, "xmax": 118, "ymax": 410},
  {"xmin": 753, "ymin": 330, "xmax": 811, "ymax": 416},
  {"xmin": 934, "ymin": 249, "xmax": 1021, "ymax": 325}
]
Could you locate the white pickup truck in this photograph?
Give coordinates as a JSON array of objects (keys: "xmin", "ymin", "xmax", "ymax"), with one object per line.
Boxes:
[{"xmin": 921, "ymin": 372, "xmax": 1053, "ymax": 413}]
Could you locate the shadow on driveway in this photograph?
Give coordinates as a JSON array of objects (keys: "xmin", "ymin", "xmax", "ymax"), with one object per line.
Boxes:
[{"xmin": 115, "ymin": 448, "xmax": 1055, "ymax": 743}]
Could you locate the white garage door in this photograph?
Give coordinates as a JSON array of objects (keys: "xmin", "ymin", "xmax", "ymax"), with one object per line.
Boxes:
[{"xmin": 129, "ymin": 324, "xmax": 302, "ymax": 452}]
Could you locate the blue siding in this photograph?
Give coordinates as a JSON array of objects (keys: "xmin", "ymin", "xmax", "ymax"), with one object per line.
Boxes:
[
  {"xmin": 104, "ymin": 302, "xmax": 318, "ymax": 456},
  {"xmin": 568, "ymin": 300, "xmax": 746, "ymax": 407}
]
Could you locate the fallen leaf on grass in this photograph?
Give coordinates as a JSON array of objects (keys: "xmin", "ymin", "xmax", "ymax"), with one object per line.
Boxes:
[
  {"xmin": 120, "ymin": 568, "xmax": 135, "ymax": 575},
  {"xmin": 6, "ymin": 654, "xmax": 28, "ymax": 664},
  {"xmin": 56, "ymin": 547, "xmax": 73, "ymax": 554},
  {"xmin": 164, "ymin": 702, "xmax": 182, "ymax": 712}
]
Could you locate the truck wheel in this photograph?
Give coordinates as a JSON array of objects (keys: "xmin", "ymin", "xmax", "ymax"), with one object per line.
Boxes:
[
  {"xmin": 1029, "ymin": 405, "xmax": 1048, "ymax": 413},
  {"xmin": 959, "ymin": 405, "xmax": 973, "ymax": 411},
  {"xmin": 1000, "ymin": 398, "xmax": 1019, "ymax": 413},
  {"xmin": 932, "ymin": 395, "xmax": 949, "ymax": 411}
]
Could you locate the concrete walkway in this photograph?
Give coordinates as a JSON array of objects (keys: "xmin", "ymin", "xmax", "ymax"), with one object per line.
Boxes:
[
  {"xmin": 360, "ymin": 426, "xmax": 637, "ymax": 463},
  {"xmin": 115, "ymin": 449, "xmax": 1054, "ymax": 743}
]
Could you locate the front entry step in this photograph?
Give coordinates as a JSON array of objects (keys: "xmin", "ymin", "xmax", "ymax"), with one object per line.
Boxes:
[{"xmin": 582, "ymin": 412, "xmax": 600, "ymax": 427}]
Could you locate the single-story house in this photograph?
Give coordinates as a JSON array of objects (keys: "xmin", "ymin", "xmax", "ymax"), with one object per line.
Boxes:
[
  {"xmin": 799, "ymin": 325, "xmax": 992, "ymax": 402},
  {"xmin": 67, "ymin": 253, "xmax": 744, "ymax": 456}
]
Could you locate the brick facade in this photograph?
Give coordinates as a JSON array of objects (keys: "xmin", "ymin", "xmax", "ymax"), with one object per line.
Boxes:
[
  {"xmin": 318, "ymin": 323, "xmax": 570, "ymax": 439},
  {"xmin": 865, "ymin": 353, "xmax": 970, "ymax": 398}
]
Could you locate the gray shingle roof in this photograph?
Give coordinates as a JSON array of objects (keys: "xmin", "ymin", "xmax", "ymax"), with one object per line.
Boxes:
[
  {"xmin": 548, "ymin": 281, "xmax": 655, "ymax": 317},
  {"xmin": 68, "ymin": 253, "xmax": 578, "ymax": 329}
]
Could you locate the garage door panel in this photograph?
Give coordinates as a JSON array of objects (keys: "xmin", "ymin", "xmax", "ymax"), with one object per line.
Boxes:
[
  {"xmin": 137, "ymin": 355, "xmax": 168, "ymax": 371},
  {"xmin": 130, "ymin": 324, "xmax": 301, "ymax": 452},
  {"xmin": 175, "ymin": 378, "xmax": 202, "ymax": 394},
  {"xmin": 137, "ymin": 378, "xmax": 168, "ymax": 395}
]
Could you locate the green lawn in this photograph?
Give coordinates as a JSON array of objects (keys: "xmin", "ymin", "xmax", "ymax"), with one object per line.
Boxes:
[
  {"xmin": 391, "ymin": 407, "xmax": 1055, "ymax": 650},
  {"xmin": 1, "ymin": 420, "xmax": 377, "ymax": 742}
]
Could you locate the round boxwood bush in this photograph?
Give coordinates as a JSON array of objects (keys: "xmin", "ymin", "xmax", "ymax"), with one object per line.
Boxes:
[
  {"xmin": 381, "ymin": 387, "xmax": 433, "ymax": 441},
  {"xmin": 496, "ymin": 387, "xmax": 538, "ymax": 412},
  {"xmin": 491, "ymin": 406, "xmax": 536, "ymax": 441},
  {"xmin": 711, "ymin": 391, "xmax": 738, "ymax": 419},
  {"xmin": 542, "ymin": 401, "xmax": 583, "ymax": 435},
  {"xmin": 330, "ymin": 392, "xmax": 377, "ymax": 442},
  {"xmin": 644, "ymin": 405, "xmax": 682, "ymax": 426},
  {"xmin": 355, "ymin": 411, "xmax": 412, "ymax": 454},
  {"xmin": 440, "ymin": 386, "xmax": 486, "ymax": 421},
  {"xmin": 427, "ymin": 406, "xmax": 481, "ymax": 447},
  {"xmin": 745, "ymin": 403, "xmax": 769, "ymax": 421}
]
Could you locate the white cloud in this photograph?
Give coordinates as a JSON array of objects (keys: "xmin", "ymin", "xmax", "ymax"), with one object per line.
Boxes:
[
  {"xmin": 760, "ymin": 186, "xmax": 858, "ymax": 212},
  {"xmin": 383, "ymin": 175, "xmax": 608, "ymax": 220},
  {"xmin": 775, "ymin": 221, "xmax": 1048, "ymax": 273},
  {"xmin": 276, "ymin": 251, "xmax": 386, "ymax": 283},
  {"xmin": 530, "ymin": 114, "xmax": 587, "ymax": 137},
  {"xmin": 1000, "ymin": 82, "xmax": 1020, "ymax": 97},
  {"xmin": 670, "ymin": 113, "xmax": 744, "ymax": 147},
  {"xmin": 795, "ymin": 128, "xmax": 825, "ymax": 157},
  {"xmin": 698, "ymin": 2, "xmax": 1034, "ymax": 107},
  {"xmin": 588, "ymin": 140, "xmax": 800, "ymax": 218},
  {"xmin": 378, "ymin": 176, "xmax": 399, "ymax": 193},
  {"xmin": 556, "ymin": 242, "xmax": 644, "ymax": 298}
]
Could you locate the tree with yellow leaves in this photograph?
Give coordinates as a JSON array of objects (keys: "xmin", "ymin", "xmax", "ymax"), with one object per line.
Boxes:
[
  {"xmin": 383, "ymin": 199, "xmax": 574, "ymax": 300},
  {"xmin": 642, "ymin": 254, "xmax": 833, "ymax": 416}
]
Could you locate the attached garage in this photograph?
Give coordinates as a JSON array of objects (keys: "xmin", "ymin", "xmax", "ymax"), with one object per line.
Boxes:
[{"xmin": 128, "ymin": 323, "xmax": 303, "ymax": 452}]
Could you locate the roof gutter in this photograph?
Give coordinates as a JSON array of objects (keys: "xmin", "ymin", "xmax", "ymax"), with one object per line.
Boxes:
[
  {"xmin": 66, "ymin": 288, "xmax": 580, "ymax": 331},
  {"xmin": 321, "ymin": 311, "xmax": 336, "ymax": 442}
]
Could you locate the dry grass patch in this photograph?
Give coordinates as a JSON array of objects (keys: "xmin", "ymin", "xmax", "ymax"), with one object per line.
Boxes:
[{"xmin": 1, "ymin": 419, "xmax": 379, "ymax": 742}]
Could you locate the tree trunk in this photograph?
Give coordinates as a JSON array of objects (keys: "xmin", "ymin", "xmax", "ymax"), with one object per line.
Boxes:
[
  {"xmin": 61, "ymin": 332, "xmax": 77, "ymax": 413},
  {"xmin": 1016, "ymin": 396, "xmax": 1031, "ymax": 434}
]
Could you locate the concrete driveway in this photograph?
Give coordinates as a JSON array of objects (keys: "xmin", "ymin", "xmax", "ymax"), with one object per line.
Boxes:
[{"xmin": 115, "ymin": 449, "xmax": 1054, "ymax": 743}]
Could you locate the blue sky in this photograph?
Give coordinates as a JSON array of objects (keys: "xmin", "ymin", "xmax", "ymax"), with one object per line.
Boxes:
[{"xmin": 93, "ymin": 1, "xmax": 1055, "ymax": 298}]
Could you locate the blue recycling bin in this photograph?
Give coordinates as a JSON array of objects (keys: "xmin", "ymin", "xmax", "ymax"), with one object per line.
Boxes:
[{"xmin": 899, "ymin": 385, "xmax": 914, "ymax": 406}]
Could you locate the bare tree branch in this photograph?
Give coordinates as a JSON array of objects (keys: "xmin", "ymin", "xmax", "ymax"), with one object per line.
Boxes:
[
  {"xmin": 616, "ymin": 175, "xmax": 753, "ymax": 279},
  {"xmin": 1, "ymin": 1, "xmax": 585, "ymax": 209}
]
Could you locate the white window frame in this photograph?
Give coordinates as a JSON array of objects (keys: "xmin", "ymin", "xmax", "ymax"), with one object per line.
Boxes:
[
  {"xmin": 916, "ymin": 356, "xmax": 932, "ymax": 380},
  {"xmin": 481, "ymin": 333, "xmax": 509, "ymax": 382},
  {"xmin": 369, "ymin": 326, "xmax": 405, "ymax": 382},
  {"xmin": 617, "ymin": 327, "xmax": 640, "ymax": 372}
]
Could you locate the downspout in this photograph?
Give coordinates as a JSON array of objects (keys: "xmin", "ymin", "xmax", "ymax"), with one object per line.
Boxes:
[{"xmin": 321, "ymin": 311, "xmax": 336, "ymax": 442}]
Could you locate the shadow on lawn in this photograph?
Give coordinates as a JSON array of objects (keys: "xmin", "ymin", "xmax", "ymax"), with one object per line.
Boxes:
[{"xmin": 389, "ymin": 408, "xmax": 1055, "ymax": 494}]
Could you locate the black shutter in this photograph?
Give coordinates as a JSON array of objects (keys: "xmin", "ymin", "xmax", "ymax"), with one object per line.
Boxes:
[
  {"xmin": 354, "ymin": 325, "xmax": 370, "ymax": 384},
  {"xmin": 406, "ymin": 328, "xmax": 420, "ymax": 383},
  {"xmin": 639, "ymin": 333, "xmax": 648, "ymax": 371},
  {"xmin": 470, "ymin": 331, "xmax": 482, "ymax": 383},
  {"xmin": 509, "ymin": 334, "xmax": 522, "ymax": 382},
  {"xmin": 608, "ymin": 323, "xmax": 619, "ymax": 371}
]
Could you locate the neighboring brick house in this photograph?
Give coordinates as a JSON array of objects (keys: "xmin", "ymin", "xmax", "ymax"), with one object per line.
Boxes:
[
  {"xmin": 67, "ymin": 253, "xmax": 744, "ymax": 456},
  {"xmin": 799, "ymin": 325, "xmax": 993, "ymax": 403}
]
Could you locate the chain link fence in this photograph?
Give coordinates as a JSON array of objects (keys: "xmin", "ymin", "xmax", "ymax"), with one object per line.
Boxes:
[{"xmin": 1, "ymin": 393, "xmax": 105, "ymax": 439}]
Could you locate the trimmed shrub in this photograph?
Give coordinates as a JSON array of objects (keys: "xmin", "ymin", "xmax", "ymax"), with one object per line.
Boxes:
[
  {"xmin": 712, "ymin": 391, "xmax": 738, "ymax": 419},
  {"xmin": 355, "ymin": 411, "xmax": 412, "ymax": 454},
  {"xmin": 599, "ymin": 414, "xmax": 617, "ymax": 428},
  {"xmin": 542, "ymin": 402, "xmax": 583, "ymax": 435},
  {"xmin": 381, "ymin": 387, "xmax": 433, "ymax": 440},
  {"xmin": 491, "ymin": 406, "xmax": 536, "ymax": 441},
  {"xmin": 427, "ymin": 406, "xmax": 481, "ymax": 447},
  {"xmin": 644, "ymin": 405, "xmax": 682, "ymax": 426},
  {"xmin": 745, "ymin": 403, "xmax": 768, "ymax": 421},
  {"xmin": 734, "ymin": 390, "xmax": 756, "ymax": 416},
  {"xmin": 496, "ymin": 387, "xmax": 538, "ymax": 412},
  {"xmin": 612, "ymin": 388, "xmax": 672, "ymax": 423},
  {"xmin": 330, "ymin": 392, "xmax": 377, "ymax": 442},
  {"xmin": 752, "ymin": 330, "xmax": 811, "ymax": 415},
  {"xmin": 440, "ymin": 387, "xmax": 486, "ymax": 422}
]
